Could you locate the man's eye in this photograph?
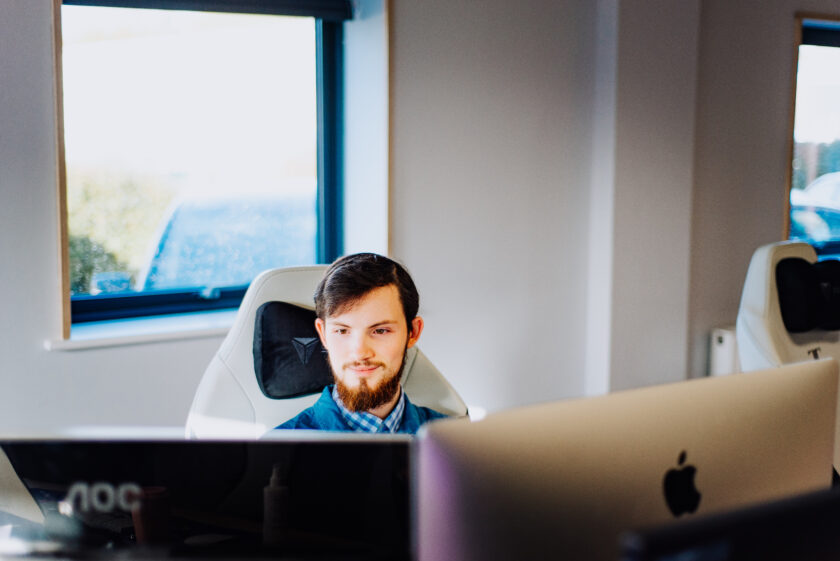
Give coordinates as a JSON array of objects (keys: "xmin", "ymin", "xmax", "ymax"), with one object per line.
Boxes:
[
  {"xmin": 335, "ymin": 328, "xmax": 348, "ymax": 335},
  {"xmin": 373, "ymin": 328, "xmax": 390, "ymax": 335}
]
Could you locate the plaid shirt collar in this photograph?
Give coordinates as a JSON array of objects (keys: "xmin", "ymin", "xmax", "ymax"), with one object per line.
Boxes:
[{"xmin": 331, "ymin": 385, "xmax": 406, "ymax": 433}]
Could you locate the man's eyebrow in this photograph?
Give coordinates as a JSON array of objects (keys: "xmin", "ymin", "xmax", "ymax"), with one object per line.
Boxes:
[
  {"xmin": 327, "ymin": 320, "xmax": 399, "ymax": 328},
  {"xmin": 369, "ymin": 320, "xmax": 399, "ymax": 328}
]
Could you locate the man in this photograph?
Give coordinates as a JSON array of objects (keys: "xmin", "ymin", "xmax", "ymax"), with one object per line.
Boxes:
[{"xmin": 276, "ymin": 253, "xmax": 448, "ymax": 433}]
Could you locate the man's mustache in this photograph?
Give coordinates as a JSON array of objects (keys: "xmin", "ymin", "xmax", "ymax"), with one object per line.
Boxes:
[{"xmin": 342, "ymin": 361, "xmax": 386, "ymax": 370}]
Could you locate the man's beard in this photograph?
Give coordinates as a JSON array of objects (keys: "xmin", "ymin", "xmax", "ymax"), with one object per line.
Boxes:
[{"xmin": 333, "ymin": 349, "xmax": 406, "ymax": 413}]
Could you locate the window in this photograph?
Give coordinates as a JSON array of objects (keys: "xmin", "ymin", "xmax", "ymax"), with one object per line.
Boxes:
[
  {"xmin": 788, "ymin": 16, "xmax": 840, "ymax": 258},
  {"xmin": 57, "ymin": 0, "xmax": 349, "ymax": 332}
]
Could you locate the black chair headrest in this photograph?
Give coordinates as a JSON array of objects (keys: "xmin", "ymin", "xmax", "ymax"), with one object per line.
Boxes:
[
  {"xmin": 253, "ymin": 301, "xmax": 333, "ymax": 399},
  {"xmin": 776, "ymin": 257, "xmax": 840, "ymax": 333}
]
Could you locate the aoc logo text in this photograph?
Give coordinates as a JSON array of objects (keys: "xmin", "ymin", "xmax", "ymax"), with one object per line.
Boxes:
[{"xmin": 61, "ymin": 482, "xmax": 141, "ymax": 514}]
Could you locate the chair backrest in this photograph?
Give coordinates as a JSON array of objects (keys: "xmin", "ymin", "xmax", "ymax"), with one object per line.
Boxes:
[
  {"xmin": 736, "ymin": 240, "xmax": 840, "ymax": 371},
  {"xmin": 186, "ymin": 265, "xmax": 468, "ymax": 438}
]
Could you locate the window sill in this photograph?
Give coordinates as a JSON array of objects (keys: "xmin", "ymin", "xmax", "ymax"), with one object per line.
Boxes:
[{"xmin": 44, "ymin": 309, "xmax": 237, "ymax": 351}]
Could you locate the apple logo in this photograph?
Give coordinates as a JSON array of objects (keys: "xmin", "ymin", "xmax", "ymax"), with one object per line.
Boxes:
[{"xmin": 663, "ymin": 450, "xmax": 701, "ymax": 517}]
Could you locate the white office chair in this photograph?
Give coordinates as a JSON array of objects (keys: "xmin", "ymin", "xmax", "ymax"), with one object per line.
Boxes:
[
  {"xmin": 736, "ymin": 240, "xmax": 840, "ymax": 371},
  {"xmin": 185, "ymin": 265, "xmax": 468, "ymax": 439}
]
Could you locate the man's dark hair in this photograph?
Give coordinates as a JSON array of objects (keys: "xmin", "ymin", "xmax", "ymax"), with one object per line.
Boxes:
[{"xmin": 314, "ymin": 253, "xmax": 419, "ymax": 325}]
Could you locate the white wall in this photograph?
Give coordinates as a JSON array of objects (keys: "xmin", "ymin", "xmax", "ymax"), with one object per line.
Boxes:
[
  {"xmin": 389, "ymin": 0, "xmax": 598, "ymax": 411},
  {"xmin": 585, "ymin": 0, "xmax": 619, "ymax": 397},
  {"xmin": 608, "ymin": 0, "xmax": 700, "ymax": 390},
  {"xmin": 389, "ymin": 0, "xmax": 700, "ymax": 410}
]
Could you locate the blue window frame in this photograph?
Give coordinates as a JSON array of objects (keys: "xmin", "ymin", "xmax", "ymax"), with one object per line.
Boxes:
[{"xmin": 62, "ymin": 0, "xmax": 349, "ymax": 324}]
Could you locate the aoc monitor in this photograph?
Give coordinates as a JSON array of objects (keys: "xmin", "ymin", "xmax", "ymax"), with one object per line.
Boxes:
[
  {"xmin": 0, "ymin": 431, "xmax": 411, "ymax": 560},
  {"xmin": 414, "ymin": 359, "xmax": 839, "ymax": 561}
]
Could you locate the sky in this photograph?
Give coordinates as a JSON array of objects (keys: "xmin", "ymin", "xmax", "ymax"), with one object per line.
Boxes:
[
  {"xmin": 795, "ymin": 45, "xmax": 840, "ymax": 144},
  {"xmin": 61, "ymin": 6, "xmax": 317, "ymax": 197}
]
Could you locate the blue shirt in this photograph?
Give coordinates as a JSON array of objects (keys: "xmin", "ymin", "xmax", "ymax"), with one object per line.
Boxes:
[{"xmin": 275, "ymin": 385, "xmax": 448, "ymax": 434}]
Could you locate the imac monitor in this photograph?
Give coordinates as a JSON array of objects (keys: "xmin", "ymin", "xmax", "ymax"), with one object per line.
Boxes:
[{"xmin": 414, "ymin": 359, "xmax": 839, "ymax": 561}]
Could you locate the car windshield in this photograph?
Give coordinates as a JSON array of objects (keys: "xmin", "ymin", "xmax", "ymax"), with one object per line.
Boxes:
[
  {"xmin": 790, "ymin": 173, "xmax": 840, "ymax": 255},
  {"xmin": 138, "ymin": 193, "xmax": 316, "ymax": 291}
]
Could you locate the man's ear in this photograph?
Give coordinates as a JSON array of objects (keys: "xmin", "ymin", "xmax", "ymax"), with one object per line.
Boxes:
[
  {"xmin": 314, "ymin": 317, "xmax": 327, "ymax": 346},
  {"xmin": 407, "ymin": 316, "xmax": 424, "ymax": 349}
]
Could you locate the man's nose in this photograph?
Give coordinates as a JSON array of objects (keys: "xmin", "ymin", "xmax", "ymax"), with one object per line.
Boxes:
[{"xmin": 350, "ymin": 333, "xmax": 374, "ymax": 360}]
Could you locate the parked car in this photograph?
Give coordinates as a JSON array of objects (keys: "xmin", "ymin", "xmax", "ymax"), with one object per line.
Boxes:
[
  {"xmin": 790, "ymin": 172, "xmax": 840, "ymax": 259},
  {"xmin": 135, "ymin": 191, "xmax": 316, "ymax": 292},
  {"xmin": 790, "ymin": 171, "xmax": 840, "ymax": 209}
]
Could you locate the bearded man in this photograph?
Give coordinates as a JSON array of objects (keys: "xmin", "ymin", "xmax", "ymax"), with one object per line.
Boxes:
[{"xmin": 275, "ymin": 253, "xmax": 448, "ymax": 433}]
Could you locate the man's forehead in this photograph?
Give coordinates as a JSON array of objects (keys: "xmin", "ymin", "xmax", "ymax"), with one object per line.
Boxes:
[{"xmin": 325, "ymin": 284, "xmax": 404, "ymax": 322}]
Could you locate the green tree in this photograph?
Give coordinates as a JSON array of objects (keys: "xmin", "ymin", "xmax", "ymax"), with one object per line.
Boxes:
[
  {"xmin": 68, "ymin": 234, "xmax": 127, "ymax": 295},
  {"xmin": 817, "ymin": 140, "xmax": 840, "ymax": 177},
  {"xmin": 67, "ymin": 167, "xmax": 175, "ymax": 278},
  {"xmin": 791, "ymin": 155, "xmax": 807, "ymax": 192}
]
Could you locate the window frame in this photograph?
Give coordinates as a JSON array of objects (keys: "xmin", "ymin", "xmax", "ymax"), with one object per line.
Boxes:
[{"xmin": 56, "ymin": 0, "xmax": 349, "ymax": 332}]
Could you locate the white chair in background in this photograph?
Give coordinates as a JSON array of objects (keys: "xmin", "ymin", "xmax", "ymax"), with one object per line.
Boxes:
[{"xmin": 736, "ymin": 240, "xmax": 840, "ymax": 371}]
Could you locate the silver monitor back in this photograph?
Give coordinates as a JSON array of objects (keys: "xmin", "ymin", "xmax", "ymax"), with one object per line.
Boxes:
[{"xmin": 414, "ymin": 359, "xmax": 839, "ymax": 561}]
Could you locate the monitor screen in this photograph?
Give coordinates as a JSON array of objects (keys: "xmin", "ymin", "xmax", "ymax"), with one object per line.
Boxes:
[{"xmin": 0, "ymin": 432, "xmax": 411, "ymax": 560}]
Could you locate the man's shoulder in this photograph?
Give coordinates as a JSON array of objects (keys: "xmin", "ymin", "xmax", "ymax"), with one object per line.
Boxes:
[
  {"xmin": 413, "ymin": 403, "xmax": 448, "ymax": 422},
  {"xmin": 401, "ymin": 395, "xmax": 449, "ymax": 432},
  {"xmin": 275, "ymin": 386, "xmax": 348, "ymax": 431},
  {"xmin": 276, "ymin": 407, "xmax": 320, "ymax": 430}
]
